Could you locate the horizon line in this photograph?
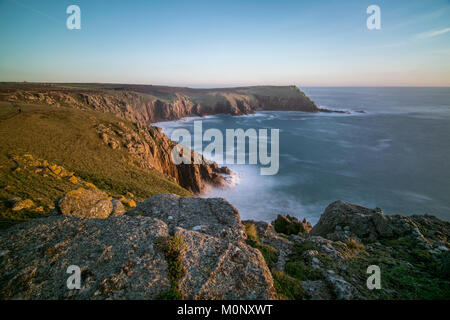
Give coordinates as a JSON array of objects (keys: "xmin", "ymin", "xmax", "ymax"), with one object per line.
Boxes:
[{"xmin": 1, "ymin": 81, "xmax": 449, "ymax": 89}]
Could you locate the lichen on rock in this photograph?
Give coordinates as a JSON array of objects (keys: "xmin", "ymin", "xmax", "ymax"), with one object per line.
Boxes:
[{"xmin": 58, "ymin": 188, "xmax": 113, "ymax": 219}]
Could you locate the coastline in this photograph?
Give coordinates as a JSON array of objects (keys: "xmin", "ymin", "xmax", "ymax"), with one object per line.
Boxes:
[
  {"xmin": 1, "ymin": 85, "xmax": 449, "ymax": 301},
  {"xmin": 154, "ymin": 105, "xmax": 450, "ymax": 223}
]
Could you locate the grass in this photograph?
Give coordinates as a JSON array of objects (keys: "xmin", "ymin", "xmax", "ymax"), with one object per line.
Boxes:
[
  {"xmin": 155, "ymin": 236, "xmax": 186, "ymax": 300},
  {"xmin": 0, "ymin": 101, "xmax": 191, "ymax": 228},
  {"xmin": 337, "ymin": 235, "xmax": 450, "ymax": 299},
  {"xmin": 272, "ymin": 270, "xmax": 306, "ymax": 300},
  {"xmin": 288, "ymin": 241, "xmax": 318, "ymax": 261},
  {"xmin": 380, "ymin": 264, "xmax": 450, "ymax": 299},
  {"xmin": 283, "ymin": 241, "xmax": 325, "ymax": 282},
  {"xmin": 345, "ymin": 237, "xmax": 366, "ymax": 251},
  {"xmin": 243, "ymin": 221, "xmax": 309, "ymax": 299},
  {"xmin": 284, "ymin": 261, "xmax": 323, "ymax": 281},
  {"xmin": 243, "ymin": 222, "xmax": 279, "ymax": 270}
]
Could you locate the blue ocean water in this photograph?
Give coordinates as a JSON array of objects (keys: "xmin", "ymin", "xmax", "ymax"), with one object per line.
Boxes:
[{"xmin": 156, "ymin": 87, "xmax": 450, "ymax": 224}]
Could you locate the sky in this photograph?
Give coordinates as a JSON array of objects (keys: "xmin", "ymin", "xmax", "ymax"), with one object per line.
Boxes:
[{"xmin": 0, "ymin": 0, "xmax": 449, "ymax": 87}]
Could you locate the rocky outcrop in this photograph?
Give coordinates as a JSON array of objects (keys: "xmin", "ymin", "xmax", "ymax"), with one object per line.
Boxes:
[
  {"xmin": 310, "ymin": 200, "xmax": 430, "ymax": 241},
  {"xmin": 245, "ymin": 203, "xmax": 449, "ymax": 300},
  {"xmin": 0, "ymin": 194, "xmax": 276, "ymax": 300},
  {"xmin": 127, "ymin": 194, "xmax": 246, "ymax": 241},
  {"xmin": 58, "ymin": 188, "xmax": 113, "ymax": 219},
  {"xmin": 110, "ymin": 200, "xmax": 125, "ymax": 215},
  {"xmin": 273, "ymin": 214, "xmax": 312, "ymax": 235},
  {"xmin": 10, "ymin": 198, "xmax": 35, "ymax": 211},
  {"xmin": 126, "ymin": 194, "xmax": 276, "ymax": 299},
  {"xmin": 95, "ymin": 122, "xmax": 230, "ymax": 194}
]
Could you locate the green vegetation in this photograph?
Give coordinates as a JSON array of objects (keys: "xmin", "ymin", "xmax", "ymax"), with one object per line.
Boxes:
[
  {"xmin": 272, "ymin": 270, "xmax": 306, "ymax": 300},
  {"xmin": 243, "ymin": 222, "xmax": 259, "ymax": 247},
  {"xmin": 284, "ymin": 241, "xmax": 325, "ymax": 282},
  {"xmin": 285, "ymin": 261, "xmax": 323, "ymax": 281},
  {"xmin": 155, "ymin": 287, "xmax": 183, "ymax": 300},
  {"xmin": 345, "ymin": 237, "xmax": 366, "ymax": 251},
  {"xmin": 437, "ymin": 251, "xmax": 450, "ymax": 278},
  {"xmin": 243, "ymin": 221, "xmax": 309, "ymax": 299},
  {"xmin": 289, "ymin": 241, "xmax": 317, "ymax": 260},
  {"xmin": 337, "ymin": 235, "xmax": 450, "ymax": 299},
  {"xmin": 274, "ymin": 218, "xmax": 300, "ymax": 235},
  {"xmin": 380, "ymin": 264, "xmax": 450, "ymax": 299},
  {"xmin": 155, "ymin": 236, "xmax": 186, "ymax": 300},
  {"xmin": 243, "ymin": 222, "xmax": 279, "ymax": 270}
]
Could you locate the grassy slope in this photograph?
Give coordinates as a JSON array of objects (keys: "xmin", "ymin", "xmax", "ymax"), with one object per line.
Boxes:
[{"xmin": 0, "ymin": 101, "xmax": 190, "ymax": 228}]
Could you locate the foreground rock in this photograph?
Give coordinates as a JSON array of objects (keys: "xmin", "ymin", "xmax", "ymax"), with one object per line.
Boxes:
[
  {"xmin": 58, "ymin": 188, "xmax": 113, "ymax": 218},
  {"xmin": 127, "ymin": 194, "xmax": 276, "ymax": 299},
  {"xmin": 0, "ymin": 216, "xmax": 169, "ymax": 299},
  {"xmin": 1, "ymin": 195, "xmax": 448, "ymax": 300},
  {"xmin": 127, "ymin": 194, "xmax": 246, "ymax": 241},
  {"xmin": 0, "ymin": 194, "xmax": 276, "ymax": 300}
]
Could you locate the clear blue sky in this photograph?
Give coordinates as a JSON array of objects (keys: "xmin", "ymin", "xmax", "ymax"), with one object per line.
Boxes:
[{"xmin": 0, "ymin": 0, "xmax": 449, "ymax": 86}]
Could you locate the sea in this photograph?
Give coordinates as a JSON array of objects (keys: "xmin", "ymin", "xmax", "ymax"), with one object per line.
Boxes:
[{"xmin": 155, "ymin": 87, "xmax": 450, "ymax": 224}]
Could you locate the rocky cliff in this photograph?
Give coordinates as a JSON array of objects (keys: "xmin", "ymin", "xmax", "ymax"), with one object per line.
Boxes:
[
  {"xmin": 0, "ymin": 91, "xmax": 230, "ymax": 199},
  {"xmin": 0, "ymin": 83, "xmax": 318, "ymax": 194},
  {"xmin": 95, "ymin": 120, "xmax": 230, "ymax": 194},
  {"xmin": 0, "ymin": 83, "xmax": 319, "ymax": 125},
  {"xmin": 0, "ymin": 192, "xmax": 448, "ymax": 300}
]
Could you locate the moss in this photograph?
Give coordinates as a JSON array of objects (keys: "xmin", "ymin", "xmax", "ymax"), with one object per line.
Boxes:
[
  {"xmin": 272, "ymin": 270, "xmax": 306, "ymax": 300},
  {"xmin": 273, "ymin": 215, "xmax": 306, "ymax": 235},
  {"xmin": 317, "ymin": 252, "xmax": 333, "ymax": 268},
  {"xmin": 417, "ymin": 224, "xmax": 428, "ymax": 236},
  {"xmin": 334, "ymin": 235, "xmax": 450, "ymax": 300},
  {"xmin": 436, "ymin": 251, "xmax": 450, "ymax": 278}
]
